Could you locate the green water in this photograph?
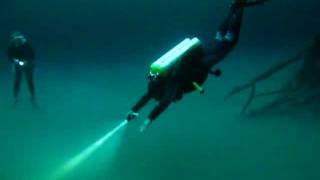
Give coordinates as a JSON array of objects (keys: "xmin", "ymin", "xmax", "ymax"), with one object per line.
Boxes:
[
  {"xmin": 1, "ymin": 0, "xmax": 320, "ymax": 179},
  {"xmin": 0, "ymin": 52, "xmax": 319, "ymax": 180}
]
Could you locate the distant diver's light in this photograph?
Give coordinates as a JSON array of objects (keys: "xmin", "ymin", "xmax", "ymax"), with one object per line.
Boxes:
[
  {"xmin": 14, "ymin": 59, "xmax": 25, "ymax": 66},
  {"xmin": 51, "ymin": 120, "xmax": 128, "ymax": 179}
]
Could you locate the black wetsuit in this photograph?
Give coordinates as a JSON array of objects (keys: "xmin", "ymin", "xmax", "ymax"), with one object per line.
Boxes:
[
  {"xmin": 130, "ymin": 2, "xmax": 259, "ymax": 122},
  {"xmin": 7, "ymin": 41, "xmax": 35, "ymax": 102},
  {"xmin": 131, "ymin": 44, "xmax": 208, "ymax": 120}
]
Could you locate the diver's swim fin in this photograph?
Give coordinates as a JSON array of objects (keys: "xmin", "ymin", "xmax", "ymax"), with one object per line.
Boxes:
[{"xmin": 140, "ymin": 119, "xmax": 152, "ymax": 132}]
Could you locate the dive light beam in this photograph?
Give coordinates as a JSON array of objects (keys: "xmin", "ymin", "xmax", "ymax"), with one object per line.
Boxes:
[{"xmin": 52, "ymin": 120, "xmax": 128, "ymax": 179}]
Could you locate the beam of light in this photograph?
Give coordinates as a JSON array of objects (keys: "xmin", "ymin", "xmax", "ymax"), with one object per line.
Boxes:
[{"xmin": 51, "ymin": 120, "xmax": 128, "ymax": 180}]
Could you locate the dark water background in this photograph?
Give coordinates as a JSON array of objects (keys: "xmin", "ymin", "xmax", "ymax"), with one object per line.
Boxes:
[{"xmin": 0, "ymin": 0, "xmax": 320, "ymax": 179}]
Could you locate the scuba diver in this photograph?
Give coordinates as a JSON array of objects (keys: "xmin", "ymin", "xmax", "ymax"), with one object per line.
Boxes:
[
  {"xmin": 7, "ymin": 31, "xmax": 36, "ymax": 105},
  {"xmin": 126, "ymin": 0, "xmax": 269, "ymax": 132}
]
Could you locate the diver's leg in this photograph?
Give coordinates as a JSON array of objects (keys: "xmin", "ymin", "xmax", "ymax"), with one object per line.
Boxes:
[
  {"xmin": 25, "ymin": 66, "xmax": 36, "ymax": 106},
  {"xmin": 215, "ymin": 13, "xmax": 232, "ymax": 40},
  {"xmin": 126, "ymin": 92, "xmax": 152, "ymax": 121},
  {"xmin": 141, "ymin": 83, "xmax": 179, "ymax": 131},
  {"xmin": 140, "ymin": 99, "xmax": 171, "ymax": 132},
  {"xmin": 13, "ymin": 66, "xmax": 22, "ymax": 103},
  {"xmin": 225, "ymin": 2, "xmax": 245, "ymax": 44},
  {"xmin": 140, "ymin": 100, "xmax": 171, "ymax": 132},
  {"xmin": 132, "ymin": 92, "xmax": 152, "ymax": 113},
  {"xmin": 205, "ymin": 0, "xmax": 267, "ymax": 69},
  {"xmin": 204, "ymin": 1, "xmax": 245, "ymax": 69},
  {"xmin": 149, "ymin": 100, "xmax": 171, "ymax": 122},
  {"xmin": 215, "ymin": 0, "xmax": 245, "ymax": 42},
  {"xmin": 217, "ymin": 0, "xmax": 268, "ymax": 44}
]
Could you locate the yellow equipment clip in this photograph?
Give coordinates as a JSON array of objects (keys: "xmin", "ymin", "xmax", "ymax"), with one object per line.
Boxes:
[{"xmin": 192, "ymin": 82, "xmax": 204, "ymax": 94}]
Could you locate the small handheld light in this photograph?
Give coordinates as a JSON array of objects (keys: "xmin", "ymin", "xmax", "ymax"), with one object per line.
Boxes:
[
  {"xmin": 19, "ymin": 61, "xmax": 25, "ymax": 66},
  {"xmin": 14, "ymin": 59, "xmax": 25, "ymax": 66}
]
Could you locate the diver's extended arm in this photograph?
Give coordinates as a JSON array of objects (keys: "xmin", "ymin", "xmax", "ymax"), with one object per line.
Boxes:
[
  {"xmin": 147, "ymin": 81, "xmax": 179, "ymax": 122},
  {"xmin": 126, "ymin": 92, "xmax": 152, "ymax": 121},
  {"xmin": 148, "ymin": 100, "xmax": 171, "ymax": 122},
  {"xmin": 132, "ymin": 92, "xmax": 152, "ymax": 112},
  {"xmin": 139, "ymin": 101, "xmax": 172, "ymax": 132}
]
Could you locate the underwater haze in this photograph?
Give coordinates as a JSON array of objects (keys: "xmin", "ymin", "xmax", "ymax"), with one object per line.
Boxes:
[{"xmin": 1, "ymin": 0, "xmax": 320, "ymax": 180}]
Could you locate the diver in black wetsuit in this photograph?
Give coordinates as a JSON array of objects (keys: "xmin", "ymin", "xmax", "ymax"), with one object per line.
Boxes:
[
  {"xmin": 7, "ymin": 31, "xmax": 36, "ymax": 105},
  {"xmin": 126, "ymin": 0, "xmax": 269, "ymax": 131}
]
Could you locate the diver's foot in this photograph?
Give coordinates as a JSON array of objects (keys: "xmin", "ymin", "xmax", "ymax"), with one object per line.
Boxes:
[{"xmin": 139, "ymin": 119, "xmax": 152, "ymax": 132}]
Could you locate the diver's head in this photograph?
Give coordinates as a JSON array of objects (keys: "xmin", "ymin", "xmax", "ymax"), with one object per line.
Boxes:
[
  {"xmin": 148, "ymin": 72, "xmax": 160, "ymax": 82},
  {"xmin": 10, "ymin": 31, "xmax": 27, "ymax": 46}
]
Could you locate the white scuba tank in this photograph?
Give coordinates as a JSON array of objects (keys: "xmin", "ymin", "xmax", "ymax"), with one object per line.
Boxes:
[{"xmin": 150, "ymin": 37, "xmax": 202, "ymax": 77}]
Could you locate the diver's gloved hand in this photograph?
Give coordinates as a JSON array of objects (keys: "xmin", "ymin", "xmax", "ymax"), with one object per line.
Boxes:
[
  {"xmin": 140, "ymin": 119, "xmax": 152, "ymax": 132},
  {"xmin": 126, "ymin": 110, "xmax": 139, "ymax": 122}
]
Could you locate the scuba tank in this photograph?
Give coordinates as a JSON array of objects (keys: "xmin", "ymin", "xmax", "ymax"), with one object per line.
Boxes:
[
  {"xmin": 150, "ymin": 37, "xmax": 202, "ymax": 77},
  {"xmin": 149, "ymin": 37, "xmax": 207, "ymax": 94}
]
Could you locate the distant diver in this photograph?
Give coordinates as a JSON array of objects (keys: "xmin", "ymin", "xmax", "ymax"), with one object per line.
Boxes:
[
  {"xmin": 125, "ymin": 0, "xmax": 269, "ymax": 132},
  {"xmin": 226, "ymin": 33, "xmax": 320, "ymax": 116},
  {"xmin": 7, "ymin": 31, "xmax": 37, "ymax": 106}
]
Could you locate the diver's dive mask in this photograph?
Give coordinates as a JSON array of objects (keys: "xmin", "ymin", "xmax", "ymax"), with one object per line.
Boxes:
[
  {"xmin": 13, "ymin": 36, "xmax": 27, "ymax": 46},
  {"xmin": 148, "ymin": 72, "xmax": 160, "ymax": 81},
  {"xmin": 10, "ymin": 31, "xmax": 27, "ymax": 46}
]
